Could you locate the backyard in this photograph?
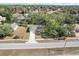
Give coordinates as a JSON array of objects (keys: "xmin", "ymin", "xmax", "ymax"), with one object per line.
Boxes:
[{"xmin": 0, "ymin": 5, "xmax": 79, "ymax": 42}]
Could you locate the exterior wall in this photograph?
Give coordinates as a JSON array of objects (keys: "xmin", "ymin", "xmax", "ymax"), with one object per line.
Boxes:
[
  {"xmin": 0, "ymin": 48, "xmax": 79, "ymax": 56},
  {"xmin": 0, "ymin": 39, "xmax": 79, "ymax": 56}
]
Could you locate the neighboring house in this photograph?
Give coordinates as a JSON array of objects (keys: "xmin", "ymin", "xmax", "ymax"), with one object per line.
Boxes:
[
  {"xmin": 12, "ymin": 13, "xmax": 28, "ymax": 23},
  {"xmin": 47, "ymin": 8, "xmax": 62, "ymax": 14},
  {"xmin": 57, "ymin": 8, "xmax": 62, "ymax": 12},
  {"xmin": 47, "ymin": 11, "xmax": 55, "ymax": 14},
  {"xmin": 12, "ymin": 13, "xmax": 29, "ymax": 31},
  {"xmin": 32, "ymin": 9, "xmax": 39, "ymax": 13}
]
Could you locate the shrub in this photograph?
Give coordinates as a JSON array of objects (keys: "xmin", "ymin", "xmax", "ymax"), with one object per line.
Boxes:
[
  {"xmin": 56, "ymin": 26, "xmax": 70, "ymax": 37},
  {"xmin": 0, "ymin": 23, "xmax": 13, "ymax": 38}
]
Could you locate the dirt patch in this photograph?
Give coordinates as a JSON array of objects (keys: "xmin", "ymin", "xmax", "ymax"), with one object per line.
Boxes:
[{"xmin": 0, "ymin": 26, "xmax": 29, "ymax": 40}]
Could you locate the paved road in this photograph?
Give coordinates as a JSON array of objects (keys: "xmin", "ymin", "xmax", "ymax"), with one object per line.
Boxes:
[
  {"xmin": 0, "ymin": 42, "xmax": 65, "ymax": 49},
  {"xmin": 0, "ymin": 40, "xmax": 79, "ymax": 49},
  {"xmin": 65, "ymin": 40, "xmax": 79, "ymax": 47}
]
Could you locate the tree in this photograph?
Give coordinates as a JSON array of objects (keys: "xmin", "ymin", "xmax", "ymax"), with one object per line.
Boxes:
[
  {"xmin": 28, "ymin": 13, "xmax": 46, "ymax": 25},
  {"xmin": 41, "ymin": 13, "xmax": 75, "ymax": 39},
  {"xmin": 64, "ymin": 14, "xmax": 75, "ymax": 24},
  {"xmin": 42, "ymin": 18, "xmax": 60, "ymax": 38}
]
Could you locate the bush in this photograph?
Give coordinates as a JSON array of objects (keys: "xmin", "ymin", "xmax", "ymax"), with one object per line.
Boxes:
[
  {"xmin": 64, "ymin": 14, "xmax": 75, "ymax": 24},
  {"xmin": 56, "ymin": 26, "xmax": 70, "ymax": 37},
  {"xmin": 0, "ymin": 23, "xmax": 13, "ymax": 38},
  {"xmin": 42, "ymin": 25, "xmax": 75, "ymax": 39}
]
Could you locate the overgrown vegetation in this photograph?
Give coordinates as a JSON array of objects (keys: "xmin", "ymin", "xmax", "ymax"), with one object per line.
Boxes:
[
  {"xmin": 0, "ymin": 5, "xmax": 79, "ymax": 40},
  {"xmin": 0, "ymin": 23, "xmax": 13, "ymax": 38}
]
